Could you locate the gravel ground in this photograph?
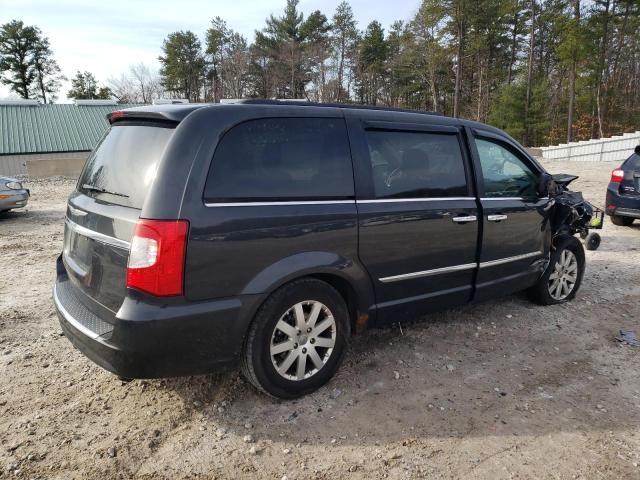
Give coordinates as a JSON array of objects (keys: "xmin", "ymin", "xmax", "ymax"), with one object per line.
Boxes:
[{"xmin": 0, "ymin": 161, "xmax": 639, "ymax": 480}]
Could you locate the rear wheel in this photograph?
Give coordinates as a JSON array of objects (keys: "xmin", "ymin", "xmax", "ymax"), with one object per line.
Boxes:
[
  {"xmin": 611, "ymin": 215, "xmax": 634, "ymax": 227},
  {"xmin": 241, "ymin": 278, "xmax": 350, "ymax": 399},
  {"xmin": 528, "ymin": 235, "xmax": 585, "ymax": 305}
]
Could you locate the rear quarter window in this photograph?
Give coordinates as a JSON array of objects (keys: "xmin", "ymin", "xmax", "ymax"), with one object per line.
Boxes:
[
  {"xmin": 204, "ymin": 117, "xmax": 354, "ymax": 202},
  {"xmin": 78, "ymin": 124, "xmax": 175, "ymax": 209}
]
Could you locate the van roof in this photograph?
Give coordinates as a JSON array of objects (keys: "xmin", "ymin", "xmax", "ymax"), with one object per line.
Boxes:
[{"xmin": 109, "ymin": 100, "xmax": 501, "ymax": 136}]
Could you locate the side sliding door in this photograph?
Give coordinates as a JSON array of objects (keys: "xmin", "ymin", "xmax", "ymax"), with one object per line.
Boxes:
[{"xmin": 351, "ymin": 120, "xmax": 480, "ymax": 324}]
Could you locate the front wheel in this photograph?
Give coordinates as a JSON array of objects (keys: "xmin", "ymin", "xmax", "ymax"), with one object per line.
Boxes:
[
  {"xmin": 241, "ymin": 278, "xmax": 350, "ymax": 399},
  {"xmin": 528, "ymin": 235, "xmax": 585, "ymax": 305}
]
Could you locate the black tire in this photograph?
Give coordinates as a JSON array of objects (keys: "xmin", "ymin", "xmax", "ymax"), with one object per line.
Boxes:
[
  {"xmin": 611, "ymin": 215, "xmax": 634, "ymax": 227},
  {"xmin": 527, "ymin": 235, "xmax": 585, "ymax": 306},
  {"xmin": 585, "ymin": 232, "xmax": 601, "ymax": 251},
  {"xmin": 241, "ymin": 278, "xmax": 350, "ymax": 399}
]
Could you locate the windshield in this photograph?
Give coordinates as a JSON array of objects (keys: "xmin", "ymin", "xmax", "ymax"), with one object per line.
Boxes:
[{"xmin": 78, "ymin": 124, "xmax": 175, "ymax": 209}]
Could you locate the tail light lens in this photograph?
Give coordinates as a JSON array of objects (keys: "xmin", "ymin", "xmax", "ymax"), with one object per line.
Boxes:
[
  {"xmin": 611, "ymin": 169, "xmax": 625, "ymax": 183},
  {"xmin": 126, "ymin": 219, "xmax": 189, "ymax": 296}
]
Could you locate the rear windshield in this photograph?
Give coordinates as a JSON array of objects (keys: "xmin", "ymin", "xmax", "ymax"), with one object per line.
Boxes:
[
  {"xmin": 78, "ymin": 124, "xmax": 175, "ymax": 208},
  {"xmin": 624, "ymin": 154, "xmax": 640, "ymax": 171}
]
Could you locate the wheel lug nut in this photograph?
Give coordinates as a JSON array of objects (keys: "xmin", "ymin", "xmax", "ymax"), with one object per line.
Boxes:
[
  {"xmin": 293, "ymin": 343, "xmax": 298, "ymax": 349},
  {"xmin": 302, "ymin": 348, "xmax": 307, "ymax": 354},
  {"xmin": 310, "ymin": 338, "xmax": 315, "ymax": 344},
  {"xmin": 307, "ymin": 328, "xmax": 311, "ymax": 333}
]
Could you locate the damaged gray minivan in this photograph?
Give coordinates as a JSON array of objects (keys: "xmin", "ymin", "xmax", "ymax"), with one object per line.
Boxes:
[{"xmin": 54, "ymin": 101, "xmax": 595, "ymax": 398}]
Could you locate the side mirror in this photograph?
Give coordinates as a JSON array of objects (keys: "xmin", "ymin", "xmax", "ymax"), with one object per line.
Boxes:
[{"xmin": 537, "ymin": 172, "xmax": 553, "ymax": 197}]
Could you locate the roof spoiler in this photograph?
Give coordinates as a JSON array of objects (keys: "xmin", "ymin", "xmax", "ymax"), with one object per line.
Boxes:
[{"xmin": 107, "ymin": 110, "xmax": 181, "ymax": 125}]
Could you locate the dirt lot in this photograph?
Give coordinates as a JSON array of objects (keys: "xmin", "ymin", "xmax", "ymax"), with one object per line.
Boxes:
[{"xmin": 1, "ymin": 161, "xmax": 639, "ymax": 480}]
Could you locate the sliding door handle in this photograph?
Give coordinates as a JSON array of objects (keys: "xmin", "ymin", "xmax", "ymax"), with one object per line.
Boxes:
[
  {"xmin": 487, "ymin": 214, "xmax": 508, "ymax": 222},
  {"xmin": 452, "ymin": 215, "xmax": 478, "ymax": 223}
]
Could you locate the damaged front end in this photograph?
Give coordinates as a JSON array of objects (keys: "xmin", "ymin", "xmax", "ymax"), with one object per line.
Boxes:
[{"xmin": 539, "ymin": 173, "xmax": 603, "ymax": 242}]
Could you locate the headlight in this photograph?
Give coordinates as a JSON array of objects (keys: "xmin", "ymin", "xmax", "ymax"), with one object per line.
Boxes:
[{"xmin": 5, "ymin": 181, "xmax": 22, "ymax": 190}]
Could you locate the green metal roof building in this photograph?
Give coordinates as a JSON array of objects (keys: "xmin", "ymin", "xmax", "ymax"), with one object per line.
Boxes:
[{"xmin": 0, "ymin": 100, "xmax": 142, "ymax": 176}]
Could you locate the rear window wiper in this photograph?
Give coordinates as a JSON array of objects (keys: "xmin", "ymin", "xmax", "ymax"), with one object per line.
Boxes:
[{"xmin": 81, "ymin": 184, "xmax": 129, "ymax": 198}]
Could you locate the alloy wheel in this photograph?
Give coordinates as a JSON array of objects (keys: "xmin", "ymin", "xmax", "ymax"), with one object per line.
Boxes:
[
  {"xmin": 548, "ymin": 249, "xmax": 578, "ymax": 300},
  {"xmin": 270, "ymin": 300, "xmax": 336, "ymax": 381}
]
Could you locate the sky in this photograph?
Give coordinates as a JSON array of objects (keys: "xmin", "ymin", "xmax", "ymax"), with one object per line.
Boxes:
[{"xmin": 0, "ymin": 0, "xmax": 420, "ymax": 102}]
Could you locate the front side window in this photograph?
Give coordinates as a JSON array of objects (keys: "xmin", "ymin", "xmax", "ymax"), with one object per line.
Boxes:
[
  {"xmin": 365, "ymin": 130, "xmax": 468, "ymax": 198},
  {"xmin": 475, "ymin": 138, "xmax": 538, "ymax": 198},
  {"xmin": 204, "ymin": 118, "xmax": 354, "ymax": 202}
]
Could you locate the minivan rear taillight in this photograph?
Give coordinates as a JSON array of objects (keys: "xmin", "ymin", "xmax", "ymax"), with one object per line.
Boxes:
[
  {"xmin": 126, "ymin": 219, "xmax": 189, "ymax": 296},
  {"xmin": 611, "ymin": 169, "xmax": 625, "ymax": 183}
]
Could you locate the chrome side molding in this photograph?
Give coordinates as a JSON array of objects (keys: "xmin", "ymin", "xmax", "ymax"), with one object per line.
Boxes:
[
  {"xmin": 379, "ymin": 251, "xmax": 543, "ymax": 282},
  {"xmin": 379, "ymin": 263, "xmax": 477, "ymax": 283},
  {"xmin": 357, "ymin": 197, "xmax": 476, "ymax": 204},
  {"xmin": 204, "ymin": 198, "xmax": 477, "ymax": 207},
  {"xmin": 204, "ymin": 200, "xmax": 357, "ymax": 207},
  {"xmin": 479, "ymin": 251, "xmax": 542, "ymax": 269}
]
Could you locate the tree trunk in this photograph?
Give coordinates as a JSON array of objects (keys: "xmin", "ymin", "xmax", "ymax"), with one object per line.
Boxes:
[
  {"xmin": 429, "ymin": 62, "xmax": 438, "ymax": 112},
  {"xmin": 567, "ymin": 0, "xmax": 580, "ymax": 143},
  {"xmin": 453, "ymin": 1, "xmax": 465, "ymax": 118},
  {"xmin": 477, "ymin": 59, "xmax": 483, "ymax": 121},
  {"xmin": 524, "ymin": 0, "xmax": 536, "ymax": 147},
  {"xmin": 37, "ymin": 70, "xmax": 46, "ymax": 104},
  {"xmin": 507, "ymin": 1, "xmax": 519, "ymax": 86},
  {"xmin": 595, "ymin": 0, "xmax": 611, "ymax": 138},
  {"xmin": 338, "ymin": 36, "xmax": 345, "ymax": 102}
]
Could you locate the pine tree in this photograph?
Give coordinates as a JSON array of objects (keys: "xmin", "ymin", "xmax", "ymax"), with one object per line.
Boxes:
[
  {"xmin": 0, "ymin": 20, "xmax": 63, "ymax": 101},
  {"xmin": 158, "ymin": 31, "xmax": 205, "ymax": 101},
  {"xmin": 67, "ymin": 71, "xmax": 112, "ymax": 100},
  {"xmin": 355, "ymin": 21, "xmax": 387, "ymax": 105},
  {"xmin": 331, "ymin": 2, "xmax": 358, "ymax": 102},
  {"xmin": 32, "ymin": 36, "xmax": 65, "ymax": 103}
]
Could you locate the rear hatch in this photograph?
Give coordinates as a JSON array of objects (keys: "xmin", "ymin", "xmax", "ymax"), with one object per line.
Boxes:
[
  {"xmin": 618, "ymin": 155, "xmax": 640, "ymax": 198},
  {"xmin": 63, "ymin": 121, "xmax": 176, "ymax": 312}
]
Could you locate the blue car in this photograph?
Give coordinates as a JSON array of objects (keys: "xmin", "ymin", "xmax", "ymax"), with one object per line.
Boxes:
[
  {"xmin": 0, "ymin": 176, "xmax": 30, "ymax": 213},
  {"xmin": 606, "ymin": 145, "xmax": 640, "ymax": 226}
]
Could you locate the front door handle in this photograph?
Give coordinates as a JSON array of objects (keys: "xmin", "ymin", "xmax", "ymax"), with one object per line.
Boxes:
[
  {"xmin": 452, "ymin": 215, "xmax": 478, "ymax": 223},
  {"xmin": 487, "ymin": 214, "xmax": 508, "ymax": 222}
]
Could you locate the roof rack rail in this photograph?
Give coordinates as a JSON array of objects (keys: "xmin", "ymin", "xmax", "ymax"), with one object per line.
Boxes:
[
  {"xmin": 153, "ymin": 98, "xmax": 189, "ymax": 105},
  {"xmin": 232, "ymin": 99, "xmax": 443, "ymax": 116}
]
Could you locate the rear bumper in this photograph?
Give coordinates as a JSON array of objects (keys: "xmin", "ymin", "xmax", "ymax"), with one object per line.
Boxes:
[
  {"xmin": 54, "ymin": 256, "xmax": 264, "ymax": 378},
  {"xmin": 605, "ymin": 187, "xmax": 640, "ymax": 218},
  {"xmin": 0, "ymin": 190, "xmax": 29, "ymax": 210}
]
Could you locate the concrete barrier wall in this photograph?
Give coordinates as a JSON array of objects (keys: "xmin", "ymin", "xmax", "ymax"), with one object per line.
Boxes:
[
  {"xmin": 0, "ymin": 155, "xmax": 28, "ymax": 176},
  {"xmin": 0, "ymin": 152, "xmax": 89, "ymax": 178},
  {"xmin": 540, "ymin": 131, "xmax": 640, "ymax": 162},
  {"xmin": 27, "ymin": 157, "xmax": 87, "ymax": 178}
]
